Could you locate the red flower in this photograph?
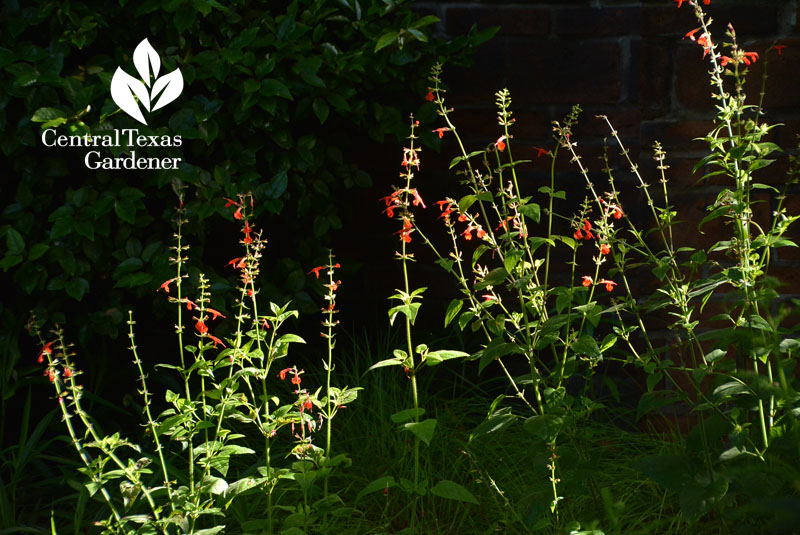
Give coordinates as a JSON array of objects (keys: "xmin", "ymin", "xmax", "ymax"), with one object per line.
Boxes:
[
  {"xmin": 476, "ymin": 226, "xmax": 486, "ymax": 239},
  {"xmin": 600, "ymin": 279, "xmax": 617, "ymax": 292},
  {"xmin": 158, "ymin": 278, "xmax": 176, "ymax": 294},
  {"xmin": 279, "ymin": 368, "xmax": 292, "ymax": 380},
  {"xmin": 774, "ymin": 44, "xmax": 787, "ymax": 55},
  {"xmin": 600, "ymin": 243, "xmax": 611, "ymax": 255},
  {"xmin": 411, "ymin": 189, "xmax": 426, "ymax": 208},
  {"xmin": 458, "ymin": 213, "xmax": 468, "ymax": 223},
  {"xmin": 585, "ymin": 230, "xmax": 594, "ymax": 240},
  {"xmin": 397, "ymin": 228, "xmax": 412, "ymax": 243},
  {"xmin": 233, "ymin": 206, "xmax": 243, "ymax": 220},
  {"xmin": 574, "ymin": 229, "xmax": 583, "ymax": 240},
  {"xmin": 742, "ymin": 51, "xmax": 759, "ymax": 65},
  {"xmin": 533, "ymin": 146, "xmax": 549, "ymax": 158},
  {"xmin": 684, "ymin": 27, "xmax": 701, "ymax": 41},
  {"xmin": 461, "ymin": 226, "xmax": 473, "ymax": 241},
  {"xmin": 309, "ymin": 265, "xmax": 326, "ymax": 278},
  {"xmin": 64, "ymin": 368, "xmax": 73, "ymax": 378},
  {"xmin": 383, "ymin": 205, "xmax": 396, "ymax": 218},
  {"xmin": 262, "ymin": 318, "xmax": 270, "ymax": 330},
  {"xmin": 186, "ymin": 299, "xmax": 196, "ymax": 310},
  {"xmin": 207, "ymin": 308, "xmax": 226, "ymax": 320},
  {"xmin": 403, "ymin": 217, "xmax": 413, "ymax": 230},
  {"xmin": 435, "ymin": 200, "xmax": 451, "ymax": 210},
  {"xmin": 425, "ymin": 90, "xmax": 434, "ymax": 102},
  {"xmin": 208, "ymin": 334, "xmax": 226, "ymax": 348},
  {"xmin": 242, "ymin": 221, "xmax": 252, "ymax": 235},
  {"xmin": 583, "ymin": 219, "xmax": 592, "ymax": 232},
  {"xmin": 675, "ymin": 0, "xmax": 685, "ymax": 6},
  {"xmin": 195, "ymin": 319, "xmax": 208, "ymax": 334},
  {"xmin": 44, "ymin": 369, "xmax": 55, "ymax": 382},
  {"xmin": 613, "ymin": 207, "xmax": 624, "ymax": 220},
  {"xmin": 720, "ymin": 55, "xmax": 733, "ymax": 67},
  {"xmin": 482, "ymin": 294, "xmax": 496, "ymax": 302},
  {"xmin": 303, "ymin": 396, "xmax": 313, "ymax": 411},
  {"xmin": 291, "ymin": 372, "xmax": 302, "ymax": 385},
  {"xmin": 224, "ymin": 197, "xmax": 239, "ymax": 208},
  {"xmin": 582, "ymin": 276, "xmax": 593, "ymax": 287},
  {"xmin": 495, "ymin": 136, "xmax": 506, "ymax": 152},
  {"xmin": 432, "ymin": 127, "xmax": 450, "ymax": 138},
  {"xmin": 38, "ymin": 341, "xmax": 55, "ymax": 363}
]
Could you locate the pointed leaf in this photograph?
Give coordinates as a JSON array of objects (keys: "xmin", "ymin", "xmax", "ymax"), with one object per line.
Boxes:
[
  {"xmin": 430, "ymin": 480, "xmax": 478, "ymax": 505},
  {"xmin": 356, "ymin": 476, "xmax": 395, "ymax": 502},
  {"xmin": 133, "ymin": 38, "xmax": 160, "ymax": 85},
  {"xmin": 150, "ymin": 69, "xmax": 183, "ymax": 111},
  {"xmin": 111, "ymin": 67, "xmax": 150, "ymax": 124},
  {"xmin": 402, "ymin": 418, "xmax": 437, "ymax": 445}
]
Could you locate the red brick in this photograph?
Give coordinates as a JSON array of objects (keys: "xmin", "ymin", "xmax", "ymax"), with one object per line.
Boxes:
[
  {"xmin": 506, "ymin": 39, "xmax": 622, "ymax": 106},
  {"xmin": 555, "ymin": 7, "xmax": 640, "ymax": 37},
  {"xmin": 640, "ymin": 40, "xmax": 672, "ymax": 119},
  {"xmin": 445, "ymin": 6, "xmax": 549, "ymax": 37},
  {"xmin": 641, "ymin": 119, "xmax": 715, "ymax": 151},
  {"xmin": 643, "ymin": 5, "xmax": 778, "ymax": 37}
]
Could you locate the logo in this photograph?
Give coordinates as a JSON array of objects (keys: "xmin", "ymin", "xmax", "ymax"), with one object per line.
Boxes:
[{"xmin": 111, "ymin": 39, "xmax": 184, "ymax": 126}]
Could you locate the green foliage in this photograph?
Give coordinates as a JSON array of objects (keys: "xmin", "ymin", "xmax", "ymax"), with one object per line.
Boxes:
[{"xmin": 0, "ymin": 0, "xmax": 488, "ymax": 347}]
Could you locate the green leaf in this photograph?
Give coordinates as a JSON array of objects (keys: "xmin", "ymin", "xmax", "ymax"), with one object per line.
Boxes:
[
  {"xmin": 402, "ymin": 418, "xmax": 437, "ymax": 445},
  {"xmin": 31, "ymin": 107, "xmax": 66, "ymax": 124},
  {"xmin": 277, "ymin": 334, "xmax": 305, "ymax": 344},
  {"xmin": 261, "ymin": 79, "xmax": 292, "ymax": 100},
  {"xmin": 391, "ymin": 408, "xmax": 425, "ymax": 423},
  {"xmin": 430, "ymin": 480, "xmax": 478, "ymax": 505},
  {"xmin": 444, "ymin": 299, "xmax": 462, "ymax": 327},
  {"xmin": 426, "ymin": 350, "xmax": 469, "ymax": 366},
  {"xmin": 368, "ymin": 358, "xmax": 402, "ymax": 371},
  {"xmin": 65, "ymin": 278, "xmax": 89, "ymax": 301},
  {"xmin": 388, "ymin": 303, "xmax": 421, "ymax": 326},
  {"xmin": 356, "ymin": 476, "xmax": 395, "ymax": 502},
  {"xmin": 474, "ymin": 267, "xmax": 508, "ymax": 291},
  {"xmin": 571, "ymin": 335, "xmax": 600, "ymax": 360},
  {"xmin": 5, "ymin": 228, "xmax": 25, "ymax": 255},
  {"xmin": 374, "ymin": 31, "xmax": 399, "ymax": 52},
  {"xmin": 519, "ymin": 203, "xmax": 540, "ymax": 223},
  {"xmin": 312, "ymin": 98, "xmax": 329, "ymax": 124},
  {"xmin": 28, "ymin": 243, "xmax": 49, "ymax": 261},
  {"xmin": 523, "ymin": 414, "xmax": 563, "ymax": 442},
  {"xmin": 469, "ymin": 408, "xmax": 516, "ymax": 442}
]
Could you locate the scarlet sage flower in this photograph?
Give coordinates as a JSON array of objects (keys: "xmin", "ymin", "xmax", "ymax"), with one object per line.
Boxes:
[
  {"xmin": 574, "ymin": 229, "xmax": 583, "ymax": 240},
  {"xmin": 224, "ymin": 197, "xmax": 239, "ymax": 207},
  {"xmin": 600, "ymin": 243, "xmax": 611, "ymax": 255},
  {"xmin": 482, "ymin": 294, "xmax": 497, "ymax": 302},
  {"xmin": 533, "ymin": 146, "xmax": 549, "ymax": 158},
  {"xmin": 39, "ymin": 341, "xmax": 54, "ymax": 363},
  {"xmin": 402, "ymin": 217, "xmax": 413, "ymax": 230},
  {"xmin": 279, "ymin": 368, "xmax": 292, "ymax": 380},
  {"xmin": 262, "ymin": 318, "xmax": 270, "ymax": 330},
  {"xmin": 613, "ymin": 207, "xmax": 624, "ymax": 220},
  {"xmin": 600, "ymin": 279, "xmax": 617, "ymax": 292},
  {"xmin": 495, "ymin": 136, "xmax": 506, "ymax": 152},
  {"xmin": 207, "ymin": 334, "xmax": 226, "ymax": 348},
  {"xmin": 291, "ymin": 372, "xmax": 302, "ymax": 385},
  {"xmin": 64, "ymin": 368, "xmax": 73, "ymax": 378},
  {"xmin": 309, "ymin": 265, "xmax": 326, "ymax": 278},
  {"xmin": 303, "ymin": 396, "xmax": 313, "ymax": 411},
  {"xmin": 476, "ymin": 226, "xmax": 487, "ymax": 239},
  {"xmin": 583, "ymin": 219, "xmax": 592, "ymax": 232},
  {"xmin": 207, "ymin": 308, "xmax": 226, "ymax": 320},
  {"xmin": 233, "ymin": 206, "xmax": 243, "ymax": 220},
  {"xmin": 411, "ymin": 189, "xmax": 426, "ymax": 208},
  {"xmin": 742, "ymin": 51, "xmax": 759, "ymax": 65},
  {"xmin": 684, "ymin": 27, "xmax": 701, "ymax": 41},
  {"xmin": 774, "ymin": 44, "xmax": 787, "ymax": 55},
  {"xmin": 425, "ymin": 90, "xmax": 434, "ymax": 102},
  {"xmin": 585, "ymin": 230, "xmax": 594, "ymax": 240},
  {"xmin": 195, "ymin": 319, "xmax": 208, "ymax": 334},
  {"xmin": 582, "ymin": 276, "xmax": 593, "ymax": 287},
  {"xmin": 462, "ymin": 226, "xmax": 474, "ymax": 241},
  {"xmin": 397, "ymin": 228, "xmax": 412, "ymax": 243},
  {"xmin": 158, "ymin": 278, "xmax": 176, "ymax": 294},
  {"xmin": 432, "ymin": 127, "xmax": 450, "ymax": 138},
  {"xmin": 458, "ymin": 213, "xmax": 467, "ymax": 223}
]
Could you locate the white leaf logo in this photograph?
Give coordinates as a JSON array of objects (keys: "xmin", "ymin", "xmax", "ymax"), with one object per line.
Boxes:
[{"xmin": 111, "ymin": 38, "xmax": 183, "ymax": 125}]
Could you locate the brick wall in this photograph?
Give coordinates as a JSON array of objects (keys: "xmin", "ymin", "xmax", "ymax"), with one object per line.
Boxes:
[{"xmin": 409, "ymin": 0, "xmax": 800, "ymax": 287}]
